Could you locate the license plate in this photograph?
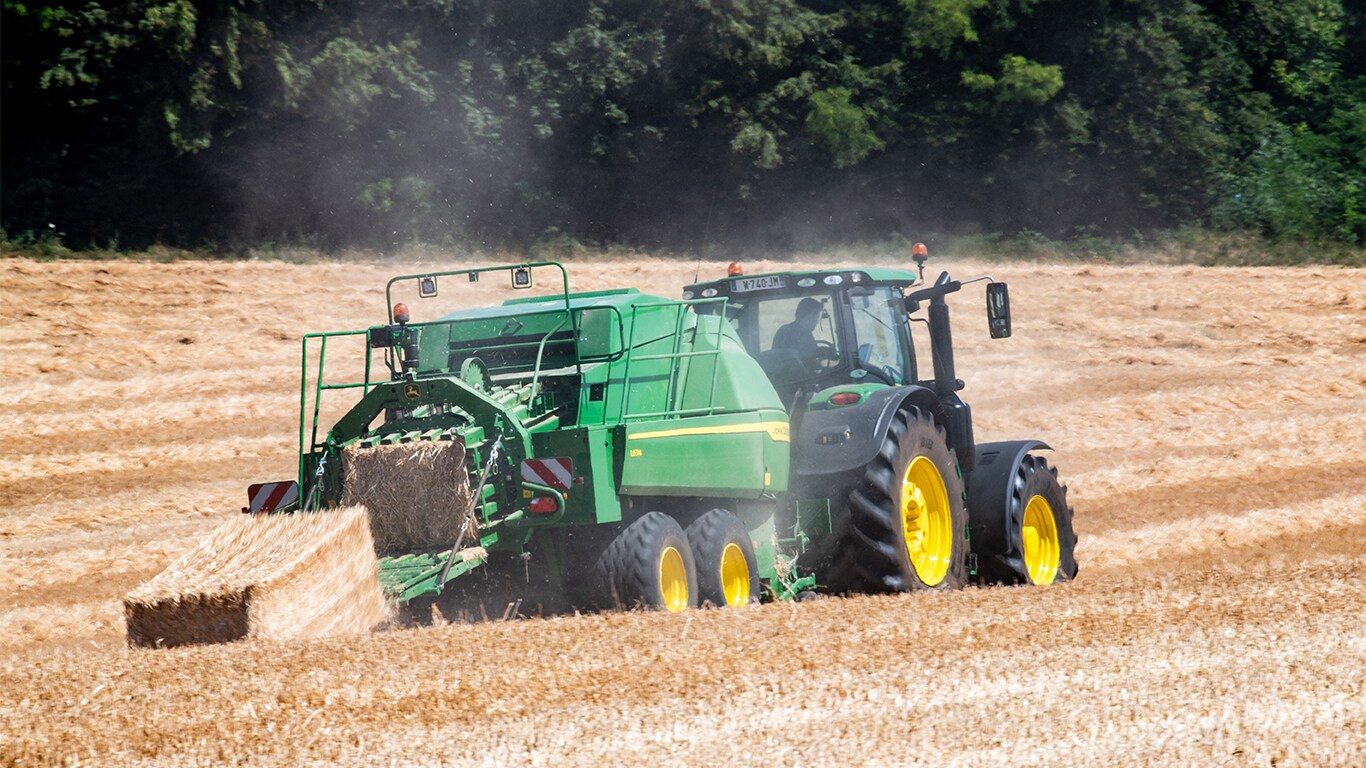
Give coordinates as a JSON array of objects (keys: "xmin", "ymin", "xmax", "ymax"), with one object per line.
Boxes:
[{"xmin": 731, "ymin": 275, "xmax": 787, "ymax": 292}]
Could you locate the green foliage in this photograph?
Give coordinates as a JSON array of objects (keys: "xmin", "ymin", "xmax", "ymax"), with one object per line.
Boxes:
[
  {"xmin": 804, "ymin": 87, "xmax": 884, "ymax": 167},
  {"xmin": 2, "ymin": 0, "xmax": 1363, "ymax": 250},
  {"xmin": 898, "ymin": 0, "xmax": 989, "ymax": 52},
  {"xmin": 1213, "ymin": 92, "xmax": 1366, "ymax": 243},
  {"xmin": 962, "ymin": 55, "xmax": 1063, "ymax": 106}
]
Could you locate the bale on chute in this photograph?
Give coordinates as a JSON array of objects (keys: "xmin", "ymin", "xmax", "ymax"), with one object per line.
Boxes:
[{"xmin": 340, "ymin": 441, "xmax": 474, "ymax": 555}]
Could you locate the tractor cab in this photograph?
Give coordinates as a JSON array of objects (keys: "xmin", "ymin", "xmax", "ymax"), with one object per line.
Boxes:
[{"xmin": 684, "ymin": 264, "xmax": 921, "ymax": 406}]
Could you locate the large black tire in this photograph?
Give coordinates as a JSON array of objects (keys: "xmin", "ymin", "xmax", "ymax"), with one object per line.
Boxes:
[
  {"xmin": 596, "ymin": 511, "xmax": 698, "ymax": 612},
  {"xmin": 823, "ymin": 406, "xmax": 968, "ymax": 593},
  {"xmin": 975, "ymin": 454, "xmax": 1079, "ymax": 585},
  {"xmin": 686, "ymin": 509, "xmax": 759, "ymax": 608}
]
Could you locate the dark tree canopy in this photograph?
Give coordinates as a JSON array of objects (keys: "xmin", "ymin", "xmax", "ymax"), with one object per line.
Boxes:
[{"xmin": 3, "ymin": 0, "xmax": 1362, "ymax": 250}]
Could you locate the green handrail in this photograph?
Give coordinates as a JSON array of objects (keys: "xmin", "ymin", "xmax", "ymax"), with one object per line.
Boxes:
[
  {"xmin": 385, "ymin": 262, "xmax": 579, "ymax": 380},
  {"xmin": 618, "ymin": 297, "xmax": 730, "ymax": 422},
  {"xmin": 298, "ymin": 328, "xmax": 370, "ymax": 490}
]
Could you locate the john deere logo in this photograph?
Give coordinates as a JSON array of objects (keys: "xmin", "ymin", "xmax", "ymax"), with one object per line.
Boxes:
[{"xmin": 403, "ymin": 383, "xmax": 421, "ymax": 400}]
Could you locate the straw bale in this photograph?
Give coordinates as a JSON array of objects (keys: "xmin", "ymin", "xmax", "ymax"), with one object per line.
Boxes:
[
  {"xmin": 340, "ymin": 441, "xmax": 474, "ymax": 555},
  {"xmin": 124, "ymin": 506, "xmax": 388, "ymax": 648}
]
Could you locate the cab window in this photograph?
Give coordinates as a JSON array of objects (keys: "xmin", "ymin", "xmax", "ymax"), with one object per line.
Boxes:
[
  {"xmin": 712, "ymin": 293, "xmax": 840, "ymax": 385},
  {"xmin": 849, "ymin": 287, "xmax": 908, "ymax": 384}
]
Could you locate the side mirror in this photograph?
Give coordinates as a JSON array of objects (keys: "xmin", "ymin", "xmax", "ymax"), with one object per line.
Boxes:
[
  {"xmin": 986, "ymin": 282, "xmax": 1011, "ymax": 339},
  {"xmin": 418, "ymin": 275, "xmax": 438, "ymax": 298},
  {"xmin": 512, "ymin": 267, "xmax": 533, "ymax": 289}
]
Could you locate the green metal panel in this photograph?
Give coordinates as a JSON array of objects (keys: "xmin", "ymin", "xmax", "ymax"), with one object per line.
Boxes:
[
  {"xmin": 528, "ymin": 425, "xmax": 621, "ymax": 525},
  {"xmin": 584, "ymin": 425, "xmax": 622, "ymax": 523},
  {"xmin": 735, "ymin": 500, "xmax": 778, "ymax": 582},
  {"xmin": 796, "ymin": 498, "xmax": 833, "ymax": 540},
  {"xmin": 675, "ymin": 314, "xmax": 785, "ymax": 415},
  {"xmin": 619, "ymin": 410, "xmax": 790, "ymax": 497},
  {"xmin": 415, "ymin": 323, "xmax": 452, "ymax": 374},
  {"xmin": 576, "ymin": 305, "xmax": 625, "ymax": 360}
]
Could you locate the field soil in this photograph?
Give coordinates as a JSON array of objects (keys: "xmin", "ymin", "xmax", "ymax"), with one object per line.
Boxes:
[{"xmin": 2, "ymin": 256, "xmax": 1363, "ymax": 766}]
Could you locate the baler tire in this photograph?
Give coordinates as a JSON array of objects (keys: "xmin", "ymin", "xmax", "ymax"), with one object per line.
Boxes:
[
  {"xmin": 596, "ymin": 511, "xmax": 698, "ymax": 613},
  {"xmin": 976, "ymin": 454, "xmax": 1078, "ymax": 585},
  {"xmin": 824, "ymin": 406, "xmax": 968, "ymax": 593},
  {"xmin": 686, "ymin": 509, "xmax": 759, "ymax": 608}
]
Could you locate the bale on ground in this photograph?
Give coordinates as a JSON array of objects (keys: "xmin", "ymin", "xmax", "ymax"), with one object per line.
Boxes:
[
  {"xmin": 124, "ymin": 506, "xmax": 388, "ymax": 648},
  {"xmin": 340, "ymin": 441, "xmax": 474, "ymax": 555}
]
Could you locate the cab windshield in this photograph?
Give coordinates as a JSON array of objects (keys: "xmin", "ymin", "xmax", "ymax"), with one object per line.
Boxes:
[{"xmin": 849, "ymin": 287, "xmax": 908, "ymax": 385}]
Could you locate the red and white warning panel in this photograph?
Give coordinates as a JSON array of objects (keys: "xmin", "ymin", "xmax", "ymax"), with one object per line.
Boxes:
[
  {"xmin": 244, "ymin": 481, "xmax": 299, "ymax": 514},
  {"xmin": 520, "ymin": 458, "xmax": 573, "ymax": 491}
]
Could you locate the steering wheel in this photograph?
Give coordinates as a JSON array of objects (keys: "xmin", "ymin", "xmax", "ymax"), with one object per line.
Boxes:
[
  {"xmin": 814, "ymin": 339, "xmax": 839, "ymax": 368},
  {"xmin": 857, "ymin": 343, "xmax": 898, "ymax": 385}
]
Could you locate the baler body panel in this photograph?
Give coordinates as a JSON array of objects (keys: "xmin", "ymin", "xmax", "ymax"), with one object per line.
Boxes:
[{"xmin": 619, "ymin": 410, "xmax": 791, "ymax": 497}]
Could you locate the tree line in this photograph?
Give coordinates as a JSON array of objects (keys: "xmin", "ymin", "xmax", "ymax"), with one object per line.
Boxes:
[{"xmin": 3, "ymin": 0, "xmax": 1362, "ymax": 251}]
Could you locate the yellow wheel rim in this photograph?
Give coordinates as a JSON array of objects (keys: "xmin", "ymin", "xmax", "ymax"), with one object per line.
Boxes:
[
  {"xmin": 659, "ymin": 545, "xmax": 689, "ymax": 613},
  {"xmin": 901, "ymin": 456, "xmax": 952, "ymax": 586},
  {"xmin": 719, "ymin": 542, "xmax": 750, "ymax": 607},
  {"xmin": 1022, "ymin": 494, "xmax": 1061, "ymax": 584}
]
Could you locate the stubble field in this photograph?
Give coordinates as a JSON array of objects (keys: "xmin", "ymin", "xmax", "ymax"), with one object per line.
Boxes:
[{"xmin": 1, "ymin": 255, "xmax": 1363, "ymax": 766}]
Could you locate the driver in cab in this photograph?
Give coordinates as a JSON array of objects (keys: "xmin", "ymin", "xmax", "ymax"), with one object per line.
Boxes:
[{"xmin": 772, "ymin": 297, "xmax": 825, "ymax": 371}]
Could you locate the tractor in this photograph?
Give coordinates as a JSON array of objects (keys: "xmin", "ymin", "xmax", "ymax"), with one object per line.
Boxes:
[{"xmin": 255, "ymin": 248, "xmax": 1076, "ymax": 617}]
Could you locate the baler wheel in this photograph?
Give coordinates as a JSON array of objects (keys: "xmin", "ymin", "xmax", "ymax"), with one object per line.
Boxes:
[
  {"xmin": 597, "ymin": 511, "xmax": 698, "ymax": 613},
  {"xmin": 825, "ymin": 406, "xmax": 968, "ymax": 593},
  {"xmin": 977, "ymin": 455, "xmax": 1078, "ymax": 585},
  {"xmin": 686, "ymin": 509, "xmax": 759, "ymax": 608}
]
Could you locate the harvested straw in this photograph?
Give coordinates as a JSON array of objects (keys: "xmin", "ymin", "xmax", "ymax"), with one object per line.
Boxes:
[
  {"xmin": 124, "ymin": 506, "xmax": 388, "ymax": 648},
  {"xmin": 340, "ymin": 441, "xmax": 474, "ymax": 555}
]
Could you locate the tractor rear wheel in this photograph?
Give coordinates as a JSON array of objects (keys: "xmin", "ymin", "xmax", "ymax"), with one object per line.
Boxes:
[
  {"xmin": 825, "ymin": 406, "xmax": 968, "ymax": 593},
  {"xmin": 686, "ymin": 509, "xmax": 759, "ymax": 608},
  {"xmin": 976, "ymin": 454, "xmax": 1078, "ymax": 585},
  {"xmin": 596, "ymin": 511, "xmax": 698, "ymax": 613}
]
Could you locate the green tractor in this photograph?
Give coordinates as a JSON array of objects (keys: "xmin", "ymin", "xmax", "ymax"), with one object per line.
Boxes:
[{"xmin": 254, "ymin": 251, "xmax": 1076, "ymax": 616}]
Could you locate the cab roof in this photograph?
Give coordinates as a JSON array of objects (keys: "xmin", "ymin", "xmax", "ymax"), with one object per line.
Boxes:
[{"xmin": 683, "ymin": 266, "xmax": 920, "ymax": 299}]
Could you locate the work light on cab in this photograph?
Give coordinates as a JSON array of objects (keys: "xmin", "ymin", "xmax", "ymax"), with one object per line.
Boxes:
[{"xmin": 911, "ymin": 242, "xmax": 930, "ymax": 280}]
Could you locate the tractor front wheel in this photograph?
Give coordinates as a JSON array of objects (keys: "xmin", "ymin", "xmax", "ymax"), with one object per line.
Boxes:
[
  {"xmin": 976, "ymin": 454, "xmax": 1078, "ymax": 585},
  {"xmin": 686, "ymin": 509, "xmax": 759, "ymax": 608},
  {"xmin": 596, "ymin": 511, "xmax": 698, "ymax": 613}
]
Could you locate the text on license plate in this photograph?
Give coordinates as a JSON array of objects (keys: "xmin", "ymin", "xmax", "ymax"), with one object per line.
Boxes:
[{"xmin": 731, "ymin": 275, "xmax": 787, "ymax": 292}]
